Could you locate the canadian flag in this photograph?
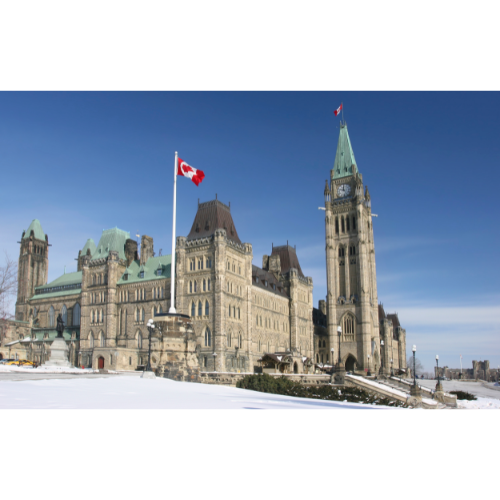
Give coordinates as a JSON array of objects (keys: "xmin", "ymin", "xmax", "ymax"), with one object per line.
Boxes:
[
  {"xmin": 177, "ymin": 158, "xmax": 205, "ymax": 186},
  {"xmin": 334, "ymin": 103, "xmax": 343, "ymax": 116}
]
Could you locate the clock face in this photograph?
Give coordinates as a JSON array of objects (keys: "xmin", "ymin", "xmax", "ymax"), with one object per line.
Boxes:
[{"xmin": 337, "ymin": 184, "xmax": 351, "ymax": 197}]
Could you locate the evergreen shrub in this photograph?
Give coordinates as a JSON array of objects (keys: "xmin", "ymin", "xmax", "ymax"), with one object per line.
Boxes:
[
  {"xmin": 449, "ymin": 390, "xmax": 477, "ymax": 401},
  {"xmin": 236, "ymin": 373, "xmax": 406, "ymax": 407}
]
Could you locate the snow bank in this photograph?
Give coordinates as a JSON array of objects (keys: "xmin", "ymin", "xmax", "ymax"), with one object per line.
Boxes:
[
  {"xmin": 457, "ymin": 397, "xmax": 500, "ymax": 409},
  {"xmin": 0, "ymin": 364, "xmax": 97, "ymax": 374},
  {"xmin": 0, "ymin": 376, "xmax": 396, "ymax": 410}
]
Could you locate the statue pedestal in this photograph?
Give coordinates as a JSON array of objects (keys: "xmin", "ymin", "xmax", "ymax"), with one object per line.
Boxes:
[
  {"xmin": 141, "ymin": 371, "xmax": 156, "ymax": 379},
  {"xmin": 41, "ymin": 337, "xmax": 74, "ymax": 368}
]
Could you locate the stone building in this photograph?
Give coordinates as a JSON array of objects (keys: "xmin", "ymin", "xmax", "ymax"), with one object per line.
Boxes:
[
  {"xmin": 435, "ymin": 360, "xmax": 499, "ymax": 382},
  {"xmin": 321, "ymin": 123, "xmax": 407, "ymax": 375},
  {"xmin": 2, "ymin": 202, "xmax": 314, "ymax": 374}
]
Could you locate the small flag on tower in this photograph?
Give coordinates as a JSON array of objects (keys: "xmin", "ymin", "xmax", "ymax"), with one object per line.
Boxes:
[
  {"xmin": 177, "ymin": 158, "xmax": 205, "ymax": 186},
  {"xmin": 334, "ymin": 103, "xmax": 343, "ymax": 117}
]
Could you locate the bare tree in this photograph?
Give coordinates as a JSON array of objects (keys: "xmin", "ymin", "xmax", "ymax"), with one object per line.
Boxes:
[
  {"xmin": 0, "ymin": 252, "xmax": 17, "ymax": 320},
  {"xmin": 407, "ymin": 356, "xmax": 424, "ymax": 376}
]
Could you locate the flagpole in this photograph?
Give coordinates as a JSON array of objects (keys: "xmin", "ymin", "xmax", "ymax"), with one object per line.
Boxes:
[
  {"xmin": 341, "ymin": 102, "xmax": 344, "ymax": 124},
  {"xmin": 169, "ymin": 151, "xmax": 178, "ymax": 313}
]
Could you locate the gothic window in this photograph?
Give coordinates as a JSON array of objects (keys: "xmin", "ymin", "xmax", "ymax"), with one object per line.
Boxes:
[
  {"xmin": 49, "ymin": 306, "xmax": 55, "ymax": 327},
  {"xmin": 342, "ymin": 314, "xmax": 355, "ymax": 341},
  {"xmin": 104, "ymin": 274, "xmax": 108, "ymax": 284},
  {"xmin": 227, "ymin": 261, "xmax": 230, "ymax": 270},
  {"xmin": 61, "ymin": 305, "xmax": 67, "ymax": 325},
  {"xmin": 91, "ymin": 310, "xmax": 95, "ymax": 323},
  {"xmin": 92, "ymin": 275, "xmax": 96, "ymax": 285},
  {"xmin": 316, "ymin": 354, "xmax": 319, "ymax": 363},
  {"xmin": 189, "ymin": 281, "xmax": 193, "ymax": 293},
  {"xmin": 208, "ymin": 278, "xmax": 211, "ymax": 291},
  {"xmin": 238, "ymin": 308, "xmax": 240, "ymax": 319},
  {"xmin": 204, "ymin": 327, "xmax": 211, "ymax": 347},
  {"xmin": 73, "ymin": 303, "xmax": 81, "ymax": 326},
  {"xmin": 346, "ymin": 217, "xmax": 350, "ymax": 231},
  {"xmin": 352, "ymin": 216, "xmax": 356, "ymax": 230},
  {"xmin": 228, "ymin": 305, "xmax": 231, "ymax": 317},
  {"xmin": 338, "ymin": 247, "xmax": 345, "ymax": 258},
  {"xmin": 233, "ymin": 306, "xmax": 236, "ymax": 318},
  {"xmin": 137, "ymin": 332, "xmax": 142, "ymax": 349},
  {"xmin": 206, "ymin": 258, "xmax": 212, "ymax": 268},
  {"xmin": 194, "ymin": 281, "xmax": 197, "ymax": 293},
  {"xmin": 159, "ymin": 305, "xmax": 163, "ymax": 313},
  {"xmin": 190, "ymin": 260, "xmax": 194, "ymax": 271},
  {"xmin": 136, "ymin": 308, "xmax": 140, "ymax": 322},
  {"xmin": 227, "ymin": 282, "xmax": 230, "ymax": 292},
  {"xmin": 335, "ymin": 217, "xmax": 339, "ymax": 234},
  {"xmin": 191, "ymin": 302, "xmax": 195, "ymax": 317},
  {"xmin": 238, "ymin": 334, "xmax": 242, "ymax": 348},
  {"xmin": 141, "ymin": 308, "xmax": 145, "ymax": 321},
  {"xmin": 203, "ymin": 279, "xmax": 206, "ymax": 292},
  {"xmin": 341, "ymin": 216, "xmax": 345, "ymax": 233},
  {"xmin": 260, "ymin": 316, "xmax": 262, "ymax": 326},
  {"xmin": 227, "ymin": 332, "xmax": 232, "ymax": 347},
  {"xmin": 33, "ymin": 307, "xmax": 37, "ymax": 318},
  {"xmin": 238, "ymin": 266, "xmax": 241, "ymax": 275},
  {"xmin": 98, "ymin": 275, "xmax": 101, "ymax": 285},
  {"xmin": 100, "ymin": 332, "xmax": 105, "ymax": 347},
  {"xmin": 198, "ymin": 259, "xmax": 203, "ymax": 270},
  {"xmin": 205, "ymin": 300, "xmax": 209, "ymax": 316},
  {"xmin": 198, "ymin": 301, "xmax": 202, "ymax": 316},
  {"xmin": 89, "ymin": 332, "xmax": 94, "ymax": 348}
]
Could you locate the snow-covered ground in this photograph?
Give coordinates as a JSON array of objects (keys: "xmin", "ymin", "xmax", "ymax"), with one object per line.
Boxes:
[
  {"xmin": 415, "ymin": 379, "xmax": 500, "ymax": 400},
  {"xmin": 0, "ymin": 375, "xmax": 395, "ymax": 410},
  {"xmin": 0, "ymin": 364, "xmax": 97, "ymax": 374}
]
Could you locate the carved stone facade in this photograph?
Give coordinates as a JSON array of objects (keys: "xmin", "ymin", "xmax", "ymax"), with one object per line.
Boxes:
[{"xmin": 322, "ymin": 123, "xmax": 407, "ymax": 375}]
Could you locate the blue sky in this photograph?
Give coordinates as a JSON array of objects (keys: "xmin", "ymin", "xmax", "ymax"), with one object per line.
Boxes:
[{"xmin": 1, "ymin": 91, "xmax": 499, "ymax": 372}]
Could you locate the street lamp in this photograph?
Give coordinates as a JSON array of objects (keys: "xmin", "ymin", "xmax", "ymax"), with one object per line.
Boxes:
[
  {"xmin": 330, "ymin": 347, "xmax": 334, "ymax": 372},
  {"xmin": 435, "ymin": 354, "xmax": 442, "ymax": 391},
  {"xmin": 412, "ymin": 345, "xmax": 417, "ymax": 387},
  {"xmin": 146, "ymin": 319, "xmax": 155, "ymax": 372},
  {"xmin": 390, "ymin": 358, "xmax": 394, "ymax": 377},
  {"xmin": 367, "ymin": 354, "xmax": 371, "ymax": 376},
  {"xmin": 337, "ymin": 326, "xmax": 342, "ymax": 369},
  {"xmin": 213, "ymin": 352, "xmax": 217, "ymax": 372},
  {"xmin": 380, "ymin": 339, "xmax": 384, "ymax": 373}
]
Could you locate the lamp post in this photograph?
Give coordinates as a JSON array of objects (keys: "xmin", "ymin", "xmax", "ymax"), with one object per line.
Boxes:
[
  {"xmin": 330, "ymin": 347, "xmax": 334, "ymax": 373},
  {"xmin": 435, "ymin": 354, "xmax": 442, "ymax": 391},
  {"xmin": 367, "ymin": 354, "xmax": 371, "ymax": 376},
  {"xmin": 337, "ymin": 326, "xmax": 342, "ymax": 369},
  {"xmin": 380, "ymin": 339, "xmax": 384, "ymax": 374},
  {"xmin": 412, "ymin": 345, "xmax": 417, "ymax": 388},
  {"xmin": 213, "ymin": 352, "xmax": 217, "ymax": 372},
  {"xmin": 146, "ymin": 318, "xmax": 155, "ymax": 372},
  {"xmin": 390, "ymin": 358, "xmax": 394, "ymax": 377}
]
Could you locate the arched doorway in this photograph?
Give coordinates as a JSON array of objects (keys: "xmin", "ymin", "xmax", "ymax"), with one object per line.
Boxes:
[
  {"xmin": 0, "ymin": 353, "xmax": 3, "ymax": 360},
  {"xmin": 98, "ymin": 356, "xmax": 105, "ymax": 369},
  {"xmin": 345, "ymin": 354, "xmax": 357, "ymax": 372},
  {"xmin": 293, "ymin": 362, "xmax": 298, "ymax": 374}
]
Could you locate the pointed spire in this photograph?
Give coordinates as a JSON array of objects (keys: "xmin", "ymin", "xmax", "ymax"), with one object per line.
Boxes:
[{"xmin": 332, "ymin": 123, "xmax": 358, "ymax": 179}]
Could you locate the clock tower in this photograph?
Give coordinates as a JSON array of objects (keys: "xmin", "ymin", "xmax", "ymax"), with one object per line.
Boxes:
[{"xmin": 323, "ymin": 123, "xmax": 380, "ymax": 375}]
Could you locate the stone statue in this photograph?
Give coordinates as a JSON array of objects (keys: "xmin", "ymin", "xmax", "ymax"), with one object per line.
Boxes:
[{"xmin": 56, "ymin": 313, "xmax": 65, "ymax": 338}]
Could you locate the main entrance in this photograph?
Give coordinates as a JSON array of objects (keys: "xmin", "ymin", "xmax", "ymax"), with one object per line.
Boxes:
[
  {"xmin": 345, "ymin": 354, "xmax": 357, "ymax": 372},
  {"xmin": 98, "ymin": 356, "xmax": 104, "ymax": 369}
]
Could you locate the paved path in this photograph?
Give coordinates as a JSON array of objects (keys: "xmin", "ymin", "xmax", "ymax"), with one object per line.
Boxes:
[{"xmin": 415, "ymin": 379, "xmax": 500, "ymax": 400}]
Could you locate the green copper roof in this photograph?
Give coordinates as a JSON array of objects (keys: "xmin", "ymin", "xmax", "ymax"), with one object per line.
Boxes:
[
  {"xmin": 117, "ymin": 255, "xmax": 171, "ymax": 285},
  {"xmin": 92, "ymin": 227, "xmax": 130, "ymax": 261},
  {"xmin": 23, "ymin": 219, "xmax": 45, "ymax": 240},
  {"xmin": 36, "ymin": 271, "xmax": 82, "ymax": 290},
  {"xmin": 81, "ymin": 238, "xmax": 96, "ymax": 256},
  {"xmin": 29, "ymin": 288, "xmax": 81, "ymax": 301},
  {"xmin": 332, "ymin": 124, "xmax": 358, "ymax": 179}
]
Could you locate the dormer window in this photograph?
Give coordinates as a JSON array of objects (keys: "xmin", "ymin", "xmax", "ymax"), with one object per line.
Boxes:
[
  {"xmin": 264, "ymin": 280, "xmax": 268, "ymax": 287},
  {"xmin": 156, "ymin": 267, "xmax": 162, "ymax": 276},
  {"xmin": 273, "ymin": 284, "xmax": 276, "ymax": 290},
  {"xmin": 123, "ymin": 273, "xmax": 128, "ymax": 281},
  {"xmin": 205, "ymin": 220, "xmax": 209, "ymax": 230},
  {"xmin": 195, "ymin": 223, "xmax": 200, "ymax": 233},
  {"xmin": 139, "ymin": 271, "xmax": 145, "ymax": 278},
  {"xmin": 256, "ymin": 277, "xmax": 259, "ymax": 284}
]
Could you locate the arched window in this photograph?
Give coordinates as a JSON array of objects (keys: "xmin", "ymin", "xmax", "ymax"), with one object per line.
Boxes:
[
  {"xmin": 48, "ymin": 306, "xmax": 55, "ymax": 327},
  {"xmin": 89, "ymin": 332, "xmax": 94, "ymax": 348},
  {"xmin": 342, "ymin": 314, "xmax": 355, "ymax": 341},
  {"xmin": 137, "ymin": 331, "xmax": 142, "ymax": 349},
  {"xmin": 159, "ymin": 305, "xmax": 163, "ymax": 313},
  {"xmin": 256, "ymin": 315, "xmax": 258, "ymax": 326},
  {"xmin": 203, "ymin": 279, "xmax": 206, "ymax": 292},
  {"xmin": 136, "ymin": 308, "xmax": 140, "ymax": 322},
  {"xmin": 341, "ymin": 216, "xmax": 345, "ymax": 233},
  {"xmin": 228, "ymin": 305, "xmax": 231, "ymax": 317},
  {"xmin": 205, "ymin": 327, "xmax": 211, "ymax": 347},
  {"xmin": 92, "ymin": 275, "xmax": 96, "ymax": 285},
  {"xmin": 207, "ymin": 278, "xmax": 211, "ymax": 291},
  {"xmin": 238, "ymin": 334, "xmax": 242, "ymax": 348},
  {"xmin": 198, "ymin": 301, "xmax": 202, "ymax": 316},
  {"xmin": 191, "ymin": 302, "xmax": 195, "ymax": 317},
  {"xmin": 352, "ymin": 216, "xmax": 356, "ymax": 230},
  {"xmin": 141, "ymin": 308, "xmax": 145, "ymax": 321},
  {"xmin": 205, "ymin": 300, "xmax": 209, "ymax": 316},
  {"xmin": 194, "ymin": 281, "xmax": 197, "ymax": 293},
  {"xmin": 73, "ymin": 303, "xmax": 81, "ymax": 326},
  {"xmin": 233, "ymin": 306, "xmax": 235, "ymax": 318},
  {"xmin": 316, "ymin": 354, "xmax": 319, "ymax": 363},
  {"xmin": 238, "ymin": 307, "xmax": 240, "ymax": 319},
  {"xmin": 104, "ymin": 274, "xmax": 108, "ymax": 284},
  {"xmin": 99, "ymin": 331, "xmax": 105, "ymax": 347},
  {"xmin": 61, "ymin": 305, "xmax": 67, "ymax": 325},
  {"xmin": 346, "ymin": 217, "xmax": 350, "ymax": 231},
  {"xmin": 33, "ymin": 307, "xmax": 37, "ymax": 318},
  {"xmin": 189, "ymin": 281, "xmax": 192, "ymax": 293},
  {"xmin": 100, "ymin": 309, "xmax": 104, "ymax": 323},
  {"xmin": 227, "ymin": 332, "xmax": 232, "ymax": 347},
  {"xmin": 227, "ymin": 261, "xmax": 230, "ymax": 270}
]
